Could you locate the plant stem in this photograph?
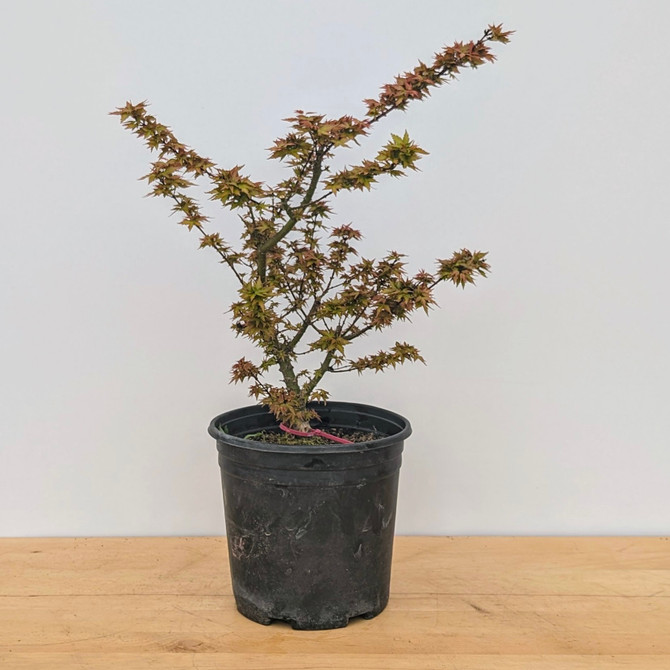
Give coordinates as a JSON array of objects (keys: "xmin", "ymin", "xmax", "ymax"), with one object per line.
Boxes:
[
  {"xmin": 303, "ymin": 351, "xmax": 335, "ymax": 399},
  {"xmin": 257, "ymin": 150, "xmax": 326, "ymax": 282}
]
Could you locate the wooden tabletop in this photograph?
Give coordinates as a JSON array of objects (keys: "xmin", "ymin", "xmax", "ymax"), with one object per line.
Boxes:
[{"xmin": 1, "ymin": 536, "xmax": 669, "ymax": 669}]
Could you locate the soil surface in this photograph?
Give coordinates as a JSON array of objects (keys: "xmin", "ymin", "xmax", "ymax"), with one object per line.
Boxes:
[{"xmin": 242, "ymin": 428, "xmax": 381, "ymax": 445}]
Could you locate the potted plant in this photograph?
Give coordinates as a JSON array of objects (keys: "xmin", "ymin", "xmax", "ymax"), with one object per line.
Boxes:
[{"xmin": 112, "ymin": 24, "xmax": 511, "ymax": 630}]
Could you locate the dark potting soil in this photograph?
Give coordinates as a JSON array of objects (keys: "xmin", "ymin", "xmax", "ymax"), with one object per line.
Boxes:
[{"xmin": 242, "ymin": 428, "xmax": 381, "ymax": 445}]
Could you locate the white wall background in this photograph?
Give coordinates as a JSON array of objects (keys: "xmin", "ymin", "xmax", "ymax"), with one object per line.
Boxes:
[{"xmin": 2, "ymin": 0, "xmax": 669, "ymax": 537}]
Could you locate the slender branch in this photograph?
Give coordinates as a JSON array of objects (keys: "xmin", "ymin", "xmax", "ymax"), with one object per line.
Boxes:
[
  {"xmin": 302, "ymin": 351, "xmax": 335, "ymax": 398},
  {"xmin": 366, "ymin": 29, "xmax": 495, "ymax": 126},
  {"xmin": 279, "ymin": 145, "xmax": 316, "ymax": 208},
  {"xmin": 265, "ymin": 152, "xmax": 325, "ymax": 252},
  {"xmin": 287, "ymin": 261, "xmax": 342, "ymax": 349},
  {"xmin": 165, "ymin": 191, "xmax": 245, "ymax": 285},
  {"xmin": 256, "ymin": 148, "xmax": 327, "ymax": 281}
]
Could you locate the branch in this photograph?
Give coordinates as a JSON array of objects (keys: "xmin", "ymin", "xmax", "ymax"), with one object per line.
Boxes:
[
  {"xmin": 302, "ymin": 351, "xmax": 336, "ymax": 398},
  {"xmin": 363, "ymin": 26, "xmax": 511, "ymax": 125},
  {"xmin": 165, "ymin": 191, "xmax": 246, "ymax": 285},
  {"xmin": 287, "ymin": 263, "xmax": 339, "ymax": 350},
  {"xmin": 257, "ymin": 149, "xmax": 327, "ymax": 280}
]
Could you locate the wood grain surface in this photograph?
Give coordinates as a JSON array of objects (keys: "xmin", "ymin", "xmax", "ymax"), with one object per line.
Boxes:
[{"xmin": 1, "ymin": 536, "xmax": 669, "ymax": 669}]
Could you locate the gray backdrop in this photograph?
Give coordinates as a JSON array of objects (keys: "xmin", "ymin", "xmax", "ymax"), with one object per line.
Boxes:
[{"xmin": 2, "ymin": 0, "xmax": 669, "ymax": 536}]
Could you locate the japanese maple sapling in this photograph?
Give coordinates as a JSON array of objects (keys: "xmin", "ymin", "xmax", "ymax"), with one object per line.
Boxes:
[{"xmin": 112, "ymin": 24, "xmax": 512, "ymax": 431}]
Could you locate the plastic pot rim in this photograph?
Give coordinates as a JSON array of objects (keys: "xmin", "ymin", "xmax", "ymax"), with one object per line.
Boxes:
[{"xmin": 208, "ymin": 400, "xmax": 412, "ymax": 455}]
